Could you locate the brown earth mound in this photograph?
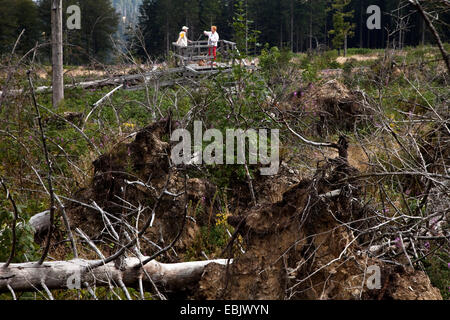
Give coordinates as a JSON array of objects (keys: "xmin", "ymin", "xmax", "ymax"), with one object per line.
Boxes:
[
  {"xmin": 290, "ymin": 80, "xmax": 371, "ymax": 137},
  {"xmin": 196, "ymin": 157, "xmax": 442, "ymax": 300},
  {"xmin": 67, "ymin": 118, "xmax": 217, "ymax": 260}
]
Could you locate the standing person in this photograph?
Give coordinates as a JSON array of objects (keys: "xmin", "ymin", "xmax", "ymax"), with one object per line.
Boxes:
[
  {"xmin": 204, "ymin": 26, "xmax": 219, "ymax": 63},
  {"xmin": 176, "ymin": 26, "xmax": 191, "ymax": 47}
]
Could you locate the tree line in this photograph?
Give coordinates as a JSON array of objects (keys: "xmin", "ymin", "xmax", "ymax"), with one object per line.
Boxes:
[
  {"xmin": 0, "ymin": 0, "xmax": 448, "ymax": 62},
  {"xmin": 0, "ymin": 0, "xmax": 119, "ymax": 64},
  {"xmin": 135, "ymin": 0, "xmax": 449, "ymax": 58}
]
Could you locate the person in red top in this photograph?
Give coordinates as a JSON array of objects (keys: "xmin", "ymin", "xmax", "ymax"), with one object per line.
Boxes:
[{"xmin": 204, "ymin": 26, "xmax": 219, "ymax": 63}]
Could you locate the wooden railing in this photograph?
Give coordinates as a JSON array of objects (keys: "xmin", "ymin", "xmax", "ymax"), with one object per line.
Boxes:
[{"xmin": 172, "ymin": 40, "xmax": 237, "ymax": 66}]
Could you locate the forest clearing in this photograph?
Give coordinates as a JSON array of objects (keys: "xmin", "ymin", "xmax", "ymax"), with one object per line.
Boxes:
[{"xmin": 0, "ymin": 0, "xmax": 448, "ymax": 303}]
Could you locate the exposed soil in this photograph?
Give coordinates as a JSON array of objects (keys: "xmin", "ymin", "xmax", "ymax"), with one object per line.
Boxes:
[
  {"xmin": 336, "ymin": 54, "xmax": 380, "ymax": 64},
  {"xmin": 63, "ymin": 120, "xmax": 442, "ymax": 300},
  {"xmin": 66, "ymin": 118, "xmax": 217, "ymax": 261},
  {"xmin": 289, "ymin": 79, "xmax": 373, "ymax": 137},
  {"xmin": 196, "ymin": 159, "xmax": 442, "ymax": 300}
]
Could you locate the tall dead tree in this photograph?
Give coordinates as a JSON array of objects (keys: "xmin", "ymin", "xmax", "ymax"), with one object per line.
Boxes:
[
  {"xmin": 408, "ymin": 0, "xmax": 450, "ymax": 73},
  {"xmin": 51, "ymin": 0, "xmax": 64, "ymax": 107}
]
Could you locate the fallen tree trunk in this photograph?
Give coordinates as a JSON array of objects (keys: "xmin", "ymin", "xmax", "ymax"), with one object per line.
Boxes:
[
  {"xmin": 0, "ymin": 258, "xmax": 231, "ymax": 294},
  {"xmin": 0, "ymin": 68, "xmax": 187, "ymax": 97},
  {"xmin": 0, "ymin": 64, "xmax": 249, "ymax": 97}
]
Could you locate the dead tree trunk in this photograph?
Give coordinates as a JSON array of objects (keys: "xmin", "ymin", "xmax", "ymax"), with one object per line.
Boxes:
[
  {"xmin": 290, "ymin": 0, "xmax": 294, "ymax": 52},
  {"xmin": 0, "ymin": 258, "xmax": 230, "ymax": 294},
  {"xmin": 408, "ymin": 0, "xmax": 450, "ymax": 73},
  {"xmin": 51, "ymin": 0, "xmax": 64, "ymax": 107},
  {"xmin": 344, "ymin": 34, "xmax": 348, "ymax": 57},
  {"xmin": 309, "ymin": 2, "xmax": 313, "ymax": 50}
]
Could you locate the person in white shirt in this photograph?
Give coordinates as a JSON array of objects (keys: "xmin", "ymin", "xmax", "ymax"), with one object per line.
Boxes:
[
  {"xmin": 176, "ymin": 26, "xmax": 191, "ymax": 47},
  {"xmin": 203, "ymin": 26, "xmax": 219, "ymax": 61}
]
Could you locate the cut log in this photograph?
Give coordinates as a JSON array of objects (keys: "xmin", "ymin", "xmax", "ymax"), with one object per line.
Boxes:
[{"xmin": 0, "ymin": 258, "xmax": 231, "ymax": 293}]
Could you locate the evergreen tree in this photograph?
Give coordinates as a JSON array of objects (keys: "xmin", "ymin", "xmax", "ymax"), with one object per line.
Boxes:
[
  {"xmin": 0, "ymin": 0, "xmax": 19, "ymax": 53},
  {"xmin": 233, "ymin": 0, "xmax": 260, "ymax": 55},
  {"xmin": 328, "ymin": 0, "xmax": 355, "ymax": 56},
  {"xmin": 0, "ymin": 0, "xmax": 40, "ymax": 55}
]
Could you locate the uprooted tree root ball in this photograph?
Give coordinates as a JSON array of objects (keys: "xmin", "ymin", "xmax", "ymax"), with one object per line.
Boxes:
[
  {"xmin": 288, "ymin": 80, "xmax": 373, "ymax": 137},
  {"xmin": 54, "ymin": 122, "xmax": 441, "ymax": 300},
  {"xmin": 66, "ymin": 119, "xmax": 218, "ymax": 261},
  {"xmin": 196, "ymin": 159, "xmax": 442, "ymax": 300}
]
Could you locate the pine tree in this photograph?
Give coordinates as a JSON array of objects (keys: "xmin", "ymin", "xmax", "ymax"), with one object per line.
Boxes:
[
  {"xmin": 0, "ymin": 0, "xmax": 19, "ymax": 53},
  {"xmin": 0, "ymin": 0, "xmax": 40, "ymax": 54},
  {"xmin": 233, "ymin": 0, "xmax": 260, "ymax": 56},
  {"xmin": 328, "ymin": 0, "xmax": 355, "ymax": 56}
]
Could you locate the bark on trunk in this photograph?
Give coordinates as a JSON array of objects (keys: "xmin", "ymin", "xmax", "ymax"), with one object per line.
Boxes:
[
  {"xmin": 410, "ymin": 0, "xmax": 450, "ymax": 74},
  {"xmin": 344, "ymin": 34, "xmax": 348, "ymax": 57},
  {"xmin": 290, "ymin": 0, "xmax": 294, "ymax": 52},
  {"xmin": 0, "ymin": 258, "xmax": 231, "ymax": 293},
  {"xmin": 51, "ymin": 0, "xmax": 64, "ymax": 107},
  {"xmin": 359, "ymin": 1, "xmax": 363, "ymax": 48},
  {"xmin": 309, "ymin": 4, "xmax": 313, "ymax": 50}
]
